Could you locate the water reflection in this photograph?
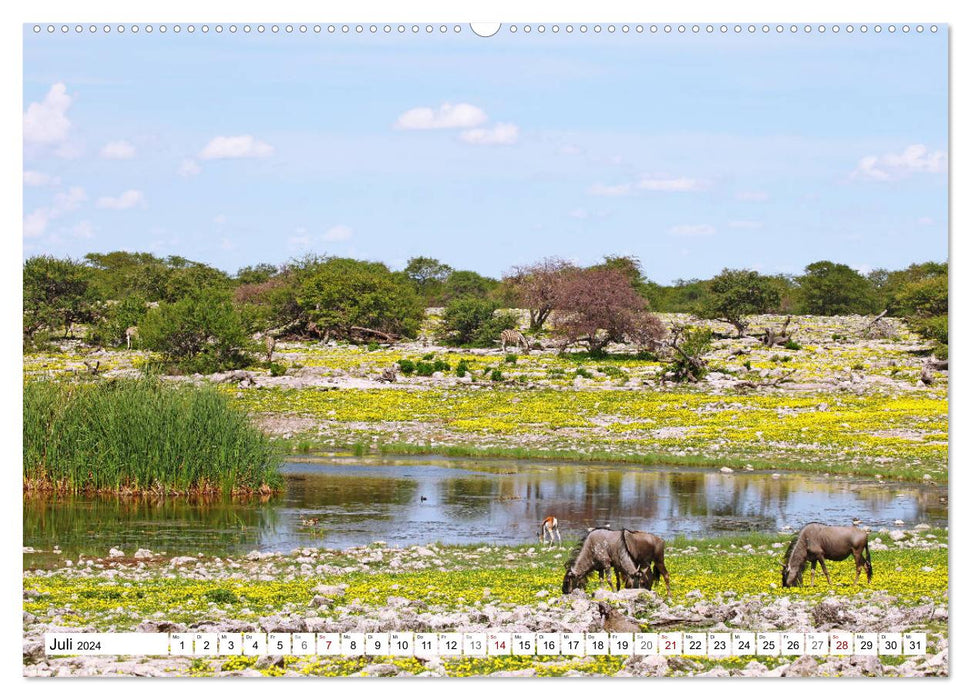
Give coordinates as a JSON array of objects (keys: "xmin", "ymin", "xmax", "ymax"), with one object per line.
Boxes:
[{"xmin": 23, "ymin": 458, "xmax": 947, "ymax": 566}]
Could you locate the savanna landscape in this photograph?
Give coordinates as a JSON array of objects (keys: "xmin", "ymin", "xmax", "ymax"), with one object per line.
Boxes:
[{"xmin": 23, "ymin": 251, "xmax": 949, "ymax": 677}]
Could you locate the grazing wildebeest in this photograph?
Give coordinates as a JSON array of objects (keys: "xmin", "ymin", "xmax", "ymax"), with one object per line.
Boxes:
[
  {"xmin": 540, "ymin": 516, "xmax": 561, "ymax": 547},
  {"xmin": 781, "ymin": 523, "xmax": 872, "ymax": 587},
  {"xmin": 500, "ymin": 329, "xmax": 530, "ymax": 353},
  {"xmin": 562, "ymin": 528, "xmax": 639, "ymax": 594},
  {"xmin": 620, "ymin": 530, "xmax": 672, "ymax": 597},
  {"xmin": 125, "ymin": 326, "xmax": 138, "ymax": 350}
]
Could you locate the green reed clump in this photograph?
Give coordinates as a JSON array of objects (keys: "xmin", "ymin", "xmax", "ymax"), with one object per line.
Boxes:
[{"xmin": 23, "ymin": 378, "xmax": 282, "ymax": 494}]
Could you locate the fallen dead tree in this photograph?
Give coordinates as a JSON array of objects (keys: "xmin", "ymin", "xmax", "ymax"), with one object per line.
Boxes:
[
  {"xmin": 920, "ymin": 358, "xmax": 949, "ymax": 386},
  {"xmin": 761, "ymin": 316, "xmax": 795, "ymax": 347}
]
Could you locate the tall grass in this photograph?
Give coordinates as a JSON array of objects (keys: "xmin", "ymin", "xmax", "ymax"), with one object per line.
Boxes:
[{"xmin": 24, "ymin": 378, "xmax": 282, "ymax": 495}]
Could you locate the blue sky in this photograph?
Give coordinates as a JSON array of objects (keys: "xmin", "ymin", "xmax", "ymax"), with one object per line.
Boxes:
[{"xmin": 23, "ymin": 26, "xmax": 948, "ymax": 284}]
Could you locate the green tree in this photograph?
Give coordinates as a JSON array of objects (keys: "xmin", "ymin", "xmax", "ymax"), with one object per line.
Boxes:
[
  {"xmin": 697, "ymin": 268, "xmax": 781, "ymax": 337},
  {"xmin": 403, "ymin": 256, "xmax": 453, "ymax": 301},
  {"xmin": 797, "ymin": 261, "xmax": 879, "ymax": 315},
  {"xmin": 88, "ymin": 294, "xmax": 151, "ymax": 348},
  {"xmin": 297, "ymin": 258, "xmax": 424, "ymax": 339},
  {"xmin": 894, "ymin": 265, "xmax": 948, "ymax": 354},
  {"xmin": 438, "ymin": 296, "xmax": 515, "ymax": 347},
  {"xmin": 140, "ymin": 289, "xmax": 251, "ymax": 373},
  {"xmin": 23, "ymin": 256, "xmax": 95, "ymax": 340},
  {"xmin": 440, "ymin": 270, "xmax": 499, "ymax": 303},
  {"xmin": 235, "ymin": 263, "xmax": 278, "ymax": 286}
]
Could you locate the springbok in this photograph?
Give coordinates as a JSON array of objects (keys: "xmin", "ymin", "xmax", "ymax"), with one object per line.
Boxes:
[
  {"xmin": 782, "ymin": 523, "xmax": 872, "ymax": 587},
  {"xmin": 265, "ymin": 335, "xmax": 277, "ymax": 363},
  {"xmin": 500, "ymin": 329, "xmax": 530, "ymax": 353},
  {"xmin": 540, "ymin": 516, "xmax": 561, "ymax": 547},
  {"xmin": 125, "ymin": 326, "xmax": 138, "ymax": 350}
]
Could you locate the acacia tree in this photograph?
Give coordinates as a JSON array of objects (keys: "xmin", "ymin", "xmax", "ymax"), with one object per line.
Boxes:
[
  {"xmin": 551, "ymin": 267, "xmax": 665, "ymax": 355},
  {"xmin": 23, "ymin": 255, "xmax": 96, "ymax": 340},
  {"xmin": 798, "ymin": 261, "xmax": 879, "ymax": 315},
  {"xmin": 505, "ymin": 257, "xmax": 575, "ymax": 331},
  {"xmin": 698, "ymin": 268, "xmax": 781, "ymax": 337}
]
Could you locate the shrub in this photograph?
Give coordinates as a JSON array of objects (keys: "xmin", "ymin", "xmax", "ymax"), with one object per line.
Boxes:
[
  {"xmin": 456, "ymin": 359, "xmax": 470, "ymax": 377},
  {"xmin": 297, "ymin": 257, "xmax": 424, "ymax": 339},
  {"xmin": 432, "ymin": 359, "xmax": 451, "ymax": 373},
  {"xmin": 397, "ymin": 359, "xmax": 416, "ymax": 375},
  {"xmin": 490, "ymin": 369, "xmax": 504, "ymax": 382},
  {"xmin": 23, "ymin": 255, "xmax": 96, "ymax": 340},
  {"xmin": 505, "ymin": 354, "xmax": 518, "ymax": 364},
  {"xmin": 269, "ymin": 362, "xmax": 287, "ymax": 377},
  {"xmin": 23, "ymin": 379, "xmax": 281, "ymax": 494},
  {"xmin": 574, "ymin": 368, "xmax": 593, "ymax": 379},
  {"xmin": 139, "ymin": 289, "xmax": 252, "ymax": 374},
  {"xmin": 782, "ymin": 339, "xmax": 802, "ymax": 351},
  {"xmin": 415, "ymin": 361, "xmax": 436, "ymax": 376},
  {"xmin": 88, "ymin": 294, "xmax": 150, "ymax": 348}
]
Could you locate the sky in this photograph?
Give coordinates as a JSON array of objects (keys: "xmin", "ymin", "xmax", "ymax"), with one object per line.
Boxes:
[{"xmin": 22, "ymin": 24, "xmax": 948, "ymax": 284}]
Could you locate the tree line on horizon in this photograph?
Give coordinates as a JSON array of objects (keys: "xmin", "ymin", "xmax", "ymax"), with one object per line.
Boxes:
[{"xmin": 23, "ymin": 250, "xmax": 948, "ymax": 373}]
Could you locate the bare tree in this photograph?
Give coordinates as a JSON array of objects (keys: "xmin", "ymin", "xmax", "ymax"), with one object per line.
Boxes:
[
  {"xmin": 505, "ymin": 257, "xmax": 576, "ymax": 332},
  {"xmin": 551, "ymin": 267, "xmax": 664, "ymax": 354}
]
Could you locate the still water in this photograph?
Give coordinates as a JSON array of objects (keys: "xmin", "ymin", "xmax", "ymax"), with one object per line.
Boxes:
[{"xmin": 24, "ymin": 458, "xmax": 947, "ymax": 566}]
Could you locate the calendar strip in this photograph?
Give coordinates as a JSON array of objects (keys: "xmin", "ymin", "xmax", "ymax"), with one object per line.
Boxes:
[{"xmin": 44, "ymin": 631, "xmax": 928, "ymax": 658}]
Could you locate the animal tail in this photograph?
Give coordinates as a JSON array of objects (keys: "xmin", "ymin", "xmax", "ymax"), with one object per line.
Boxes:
[{"xmin": 865, "ymin": 540, "xmax": 873, "ymax": 581}]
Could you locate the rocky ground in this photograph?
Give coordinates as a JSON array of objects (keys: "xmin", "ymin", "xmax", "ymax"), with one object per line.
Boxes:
[
  {"xmin": 23, "ymin": 528, "xmax": 948, "ymax": 677},
  {"xmin": 23, "ymin": 313, "xmax": 948, "ymax": 482}
]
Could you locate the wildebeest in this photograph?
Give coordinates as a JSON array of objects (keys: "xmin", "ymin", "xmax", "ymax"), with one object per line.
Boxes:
[
  {"xmin": 621, "ymin": 530, "xmax": 672, "ymax": 597},
  {"xmin": 540, "ymin": 516, "xmax": 561, "ymax": 547},
  {"xmin": 500, "ymin": 329, "xmax": 530, "ymax": 353},
  {"xmin": 781, "ymin": 523, "xmax": 872, "ymax": 587},
  {"xmin": 562, "ymin": 528, "xmax": 639, "ymax": 594}
]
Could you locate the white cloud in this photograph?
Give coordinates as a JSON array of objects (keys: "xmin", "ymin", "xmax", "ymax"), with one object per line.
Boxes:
[
  {"xmin": 200, "ymin": 135, "xmax": 274, "ymax": 160},
  {"xmin": 23, "ymin": 209, "xmax": 49, "ymax": 238},
  {"xmin": 179, "ymin": 158, "xmax": 202, "ymax": 177},
  {"xmin": 852, "ymin": 144, "xmax": 947, "ymax": 181},
  {"xmin": 588, "ymin": 183, "xmax": 632, "ymax": 197},
  {"xmin": 23, "ymin": 82, "xmax": 72, "ymax": 144},
  {"xmin": 100, "ymin": 140, "xmax": 136, "ymax": 159},
  {"xmin": 96, "ymin": 189, "xmax": 146, "ymax": 210},
  {"xmin": 322, "ymin": 224, "xmax": 353, "ymax": 242},
  {"xmin": 569, "ymin": 209, "xmax": 589, "ymax": 219},
  {"xmin": 24, "ymin": 170, "xmax": 60, "ymax": 187},
  {"xmin": 736, "ymin": 190, "xmax": 769, "ymax": 202},
  {"xmin": 589, "ymin": 175, "xmax": 701, "ymax": 196},
  {"xmin": 459, "ymin": 123, "xmax": 519, "ymax": 145},
  {"xmin": 636, "ymin": 176, "xmax": 701, "ymax": 192},
  {"xmin": 53, "ymin": 186, "xmax": 87, "ymax": 213},
  {"xmin": 669, "ymin": 224, "xmax": 716, "ymax": 236},
  {"xmin": 22, "ymin": 186, "xmax": 86, "ymax": 238},
  {"xmin": 728, "ymin": 220, "xmax": 763, "ymax": 230},
  {"xmin": 72, "ymin": 221, "xmax": 96, "ymax": 239},
  {"xmin": 394, "ymin": 102, "xmax": 488, "ymax": 130}
]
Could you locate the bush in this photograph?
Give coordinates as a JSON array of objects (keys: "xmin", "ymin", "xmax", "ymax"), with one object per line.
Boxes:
[
  {"xmin": 438, "ymin": 297, "xmax": 515, "ymax": 346},
  {"xmin": 782, "ymin": 339, "xmax": 802, "ymax": 351},
  {"xmin": 505, "ymin": 354, "xmax": 518, "ymax": 364},
  {"xmin": 574, "ymin": 368, "xmax": 593, "ymax": 379},
  {"xmin": 139, "ymin": 289, "xmax": 252, "ymax": 374},
  {"xmin": 88, "ymin": 294, "xmax": 150, "ymax": 348},
  {"xmin": 269, "ymin": 362, "xmax": 287, "ymax": 377},
  {"xmin": 23, "ymin": 255, "xmax": 96, "ymax": 340},
  {"xmin": 456, "ymin": 359, "xmax": 470, "ymax": 377},
  {"xmin": 490, "ymin": 369, "xmax": 504, "ymax": 382},
  {"xmin": 23, "ymin": 379, "xmax": 281, "ymax": 494},
  {"xmin": 297, "ymin": 257, "xmax": 424, "ymax": 340},
  {"xmin": 397, "ymin": 359, "xmax": 416, "ymax": 375},
  {"xmin": 415, "ymin": 361, "xmax": 436, "ymax": 377}
]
